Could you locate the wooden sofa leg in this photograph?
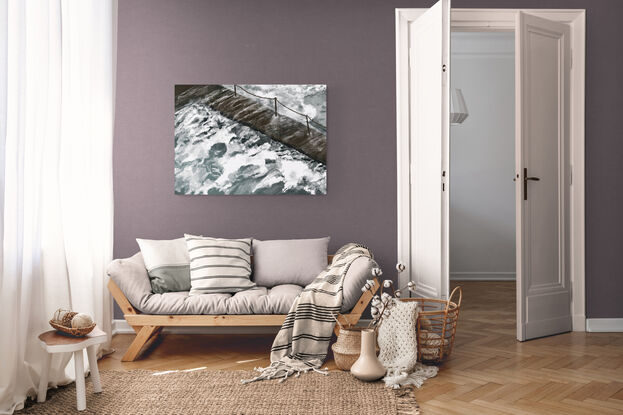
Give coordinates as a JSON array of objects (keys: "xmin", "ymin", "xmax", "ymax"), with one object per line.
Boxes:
[{"xmin": 122, "ymin": 325, "xmax": 161, "ymax": 362}]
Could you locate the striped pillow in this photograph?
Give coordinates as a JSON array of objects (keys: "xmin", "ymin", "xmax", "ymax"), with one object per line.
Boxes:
[{"xmin": 184, "ymin": 234, "xmax": 255, "ymax": 295}]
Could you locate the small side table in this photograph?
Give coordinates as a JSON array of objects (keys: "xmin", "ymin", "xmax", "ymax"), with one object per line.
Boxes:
[{"xmin": 38, "ymin": 327, "xmax": 107, "ymax": 411}]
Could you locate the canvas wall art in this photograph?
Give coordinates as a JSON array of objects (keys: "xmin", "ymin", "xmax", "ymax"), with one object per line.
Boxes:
[{"xmin": 174, "ymin": 84, "xmax": 327, "ymax": 195}]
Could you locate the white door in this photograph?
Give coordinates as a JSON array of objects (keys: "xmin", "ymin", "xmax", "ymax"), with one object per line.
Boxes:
[
  {"xmin": 408, "ymin": 0, "xmax": 450, "ymax": 299},
  {"xmin": 516, "ymin": 12, "xmax": 572, "ymax": 341}
]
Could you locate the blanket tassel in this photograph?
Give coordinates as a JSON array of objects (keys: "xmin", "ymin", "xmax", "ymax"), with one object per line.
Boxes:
[{"xmin": 242, "ymin": 363, "xmax": 329, "ymax": 384}]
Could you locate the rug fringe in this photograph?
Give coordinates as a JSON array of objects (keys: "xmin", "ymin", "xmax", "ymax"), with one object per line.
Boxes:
[{"xmin": 394, "ymin": 387, "xmax": 421, "ymax": 415}]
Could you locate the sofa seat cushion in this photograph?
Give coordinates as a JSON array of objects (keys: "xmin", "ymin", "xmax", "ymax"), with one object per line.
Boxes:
[
  {"xmin": 135, "ymin": 284, "xmax": 302, "ymax": 315},
  {"xmin": 107, "ymin": 252, "xmax": 375, "ymax": 315}
]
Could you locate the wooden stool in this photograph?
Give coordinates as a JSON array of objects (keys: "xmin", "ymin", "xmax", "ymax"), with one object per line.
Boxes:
[{"xmin": 38, "ymin": 327, "xmax": 107, "ymax": 411}]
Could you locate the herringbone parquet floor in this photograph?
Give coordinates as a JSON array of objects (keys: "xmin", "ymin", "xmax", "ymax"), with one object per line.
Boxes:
[
  {"xmin": 416, "ymin": 282, "xmax": 623, "ymax": 414},
  {"xmin": 101, "ymin": 281, "xmax": 623, "ymax": 414}
]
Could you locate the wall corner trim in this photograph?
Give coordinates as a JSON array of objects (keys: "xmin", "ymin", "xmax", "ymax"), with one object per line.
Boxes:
[{"xmin": 586, "ymin": 318, "xmax": 623, "ymax": 332}]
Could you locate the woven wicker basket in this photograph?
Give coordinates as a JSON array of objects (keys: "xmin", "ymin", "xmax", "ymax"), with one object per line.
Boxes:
[
  {"xmin": 331, "ymin": 326, "xmax": 363, "ymax": 370},
  {"xmin": 49, "ymin": 320, "xmax": 96, "ymax": 337},
  {"xmin": 332, "ymin": 326, "xmax": 381, "ymax": 370},
  {"xmin": 401, "ymin": 286, "xmax": 462, "ymax": 364}
]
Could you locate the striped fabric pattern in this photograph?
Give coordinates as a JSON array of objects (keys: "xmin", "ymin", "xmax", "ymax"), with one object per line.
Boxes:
[
  {"xmin": 243, "ymin": 243, "xmax": 376, "ymax": 383},
  {"xmin": 184, "ymin": 234, "xmax": 255, "ymax": 295}
]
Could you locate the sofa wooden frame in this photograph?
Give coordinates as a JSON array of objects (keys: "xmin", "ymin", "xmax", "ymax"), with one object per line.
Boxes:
[{"xmin": 108, "ymin": 255, "xmax": 379, "ymax": 361}]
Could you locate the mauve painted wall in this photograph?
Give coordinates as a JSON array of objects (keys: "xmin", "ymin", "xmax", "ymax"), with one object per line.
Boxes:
[{"xmin": 114, "ymin": 0, "xmax": 623, "ymax": 319}]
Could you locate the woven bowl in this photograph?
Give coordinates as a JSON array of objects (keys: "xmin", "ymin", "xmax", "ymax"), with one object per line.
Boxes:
[{"xmin": 49, "ymin": 320, "xmax": 96, "ymax": 337}]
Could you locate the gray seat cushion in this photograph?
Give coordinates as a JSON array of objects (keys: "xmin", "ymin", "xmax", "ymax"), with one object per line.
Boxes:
[
  {"xmin": 137, "ymin": 285, "xmax": 302, "ymax": 315},
  {"xmin": 107, "ymin": 252, "xmax": 374, "ymax": 315}
]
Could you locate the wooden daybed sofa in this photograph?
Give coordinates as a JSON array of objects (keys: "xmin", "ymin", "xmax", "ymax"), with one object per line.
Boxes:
[{"xmin": 107, "ymin": 253, "xmax": 379, "ymax": 362}]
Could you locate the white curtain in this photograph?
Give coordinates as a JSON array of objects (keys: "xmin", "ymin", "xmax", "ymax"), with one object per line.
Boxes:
[{"xmin": 0, "ymin": 1, "xmax": 117, "ymax": 413}]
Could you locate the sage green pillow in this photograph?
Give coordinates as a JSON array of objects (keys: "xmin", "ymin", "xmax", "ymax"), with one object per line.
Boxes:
[{"xmin": 136, "ymin": 237, "xmax": 191, "ymax": 293}]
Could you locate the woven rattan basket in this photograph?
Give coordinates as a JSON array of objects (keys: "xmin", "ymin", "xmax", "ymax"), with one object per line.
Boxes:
[
  {"xmin": 401, "ymin": 286, "xmax": 462, "ymax": 364},
  {"xmin": 49, "ymin": 320, "xmax": 96, "ymax": 337},
  {"xmin": 331, "ymin": 326, "xmax": 381, "ymax": 370},
  {"xmin": 331, "ymin": 326, "xmax": 363, "ymax": 370}
]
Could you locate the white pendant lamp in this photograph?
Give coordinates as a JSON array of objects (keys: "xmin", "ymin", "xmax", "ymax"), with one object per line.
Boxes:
[{"xmin": 450, "ymin": 88, "xmax": 469, "ymax": 125}]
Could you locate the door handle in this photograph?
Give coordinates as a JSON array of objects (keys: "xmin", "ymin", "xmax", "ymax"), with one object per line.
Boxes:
[{"xmin": 523, "ymin": 167, "xmax": 540, "ymax": 200}]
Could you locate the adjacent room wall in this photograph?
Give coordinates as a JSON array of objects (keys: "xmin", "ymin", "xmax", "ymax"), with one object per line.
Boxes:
[
  {"xmin": 115, "ymin": 0, "xmax": 623, "ymax": 320},
  {"xmin": 450, "ymin": 32, "xmax": 515, "ymax": 281}
]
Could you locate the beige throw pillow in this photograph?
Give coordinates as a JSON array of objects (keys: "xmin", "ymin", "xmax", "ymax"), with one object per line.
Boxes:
[{"xmin": 252, "ymin": 237, "xmax": 330, "ymax": 288}]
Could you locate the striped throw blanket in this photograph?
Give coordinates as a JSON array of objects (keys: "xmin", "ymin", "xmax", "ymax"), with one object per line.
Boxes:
[{"xmin": 243, "ymin": 243, "xmax": 375, "ymax": 383}]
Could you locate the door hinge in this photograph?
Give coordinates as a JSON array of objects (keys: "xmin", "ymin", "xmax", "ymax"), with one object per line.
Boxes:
[
  {"xmin": 442, "ymin": 64, "xmax": 447, "ymax": 72},
  {"xmin": 442, "ymin": 170, "xmax": 446, "ymax": 191}
]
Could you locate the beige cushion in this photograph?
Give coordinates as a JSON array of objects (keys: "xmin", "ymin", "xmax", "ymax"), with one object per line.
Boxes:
[
  {"xmin": 340, "ymin": 256, "xmax": 376, "ymax": 312},
  {"xmin": 252, "ymin": 237, "xmax": 329, "ymax": 287},
  {"xmin": 106, "ymin": 251, "xmax": 373, "ymax": 314}
]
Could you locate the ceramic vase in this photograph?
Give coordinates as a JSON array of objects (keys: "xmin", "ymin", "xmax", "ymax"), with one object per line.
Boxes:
[{"xmin": 349, "ymin": 328, "xmax": 386, "ymax": 381}]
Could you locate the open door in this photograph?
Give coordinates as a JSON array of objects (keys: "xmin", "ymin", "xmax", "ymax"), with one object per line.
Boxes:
[
  {"xmin": 516, "ymin": 12, "xmax": 572, "ymax": 341},
  {"xmin": 408, "ymin": 0, "xmax": 450, "ymax": 299}
]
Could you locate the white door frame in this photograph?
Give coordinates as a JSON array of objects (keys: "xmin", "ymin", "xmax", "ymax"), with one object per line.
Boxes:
[{"xmin": 396, "ymin": 8, "xmax": 586, "ymax": 331}]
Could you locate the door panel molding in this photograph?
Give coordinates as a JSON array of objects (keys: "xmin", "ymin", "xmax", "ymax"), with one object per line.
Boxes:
[
  {"xmin": 396, "ymin": 8, "xmax": 585, "ymax": 331},
  {"xmin": 404, "ymin": 0, "xmax": 450, "ymax": 300},
  {"xmin": 516, "ymin": 12, "xmax": 571, "ymax": 340}
]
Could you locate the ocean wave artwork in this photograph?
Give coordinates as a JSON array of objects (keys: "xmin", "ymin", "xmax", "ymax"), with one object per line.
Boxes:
[{"xmin": 174, "ymin": 84, "xmax": 327, "ymax": 195}]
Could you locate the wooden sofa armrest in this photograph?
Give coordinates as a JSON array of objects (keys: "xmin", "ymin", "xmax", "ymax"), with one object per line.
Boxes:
[
  {"xmin": 334, "ymin": 277, "xmax": 379, "ymax": 336},
  {"xmin": 108, "ymin": 279, "xmax": 138, "ymax": 316}
]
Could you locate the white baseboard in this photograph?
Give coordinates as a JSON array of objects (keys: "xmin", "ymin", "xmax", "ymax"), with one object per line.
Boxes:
[
  {"xmin": 450, "ymin": 272, "xmax": 516, "ymax": 281},
  {"xmin": 572, "ymin": 314, "xmax": 586, "ymax": 332},
  {"xmin": 586, "ymin": 318, "xmax": 623, "ymax": 332},
  {"xmin": 114, "ymin": 318, "xmax": 622, "ymax": 334},
  {"xmin": 111, "ymin": 318, "xmax": 373, "ymax": 336},
  {"xmin": 112, "ymin": 319, "xmax": 124, "ymax": 335}
]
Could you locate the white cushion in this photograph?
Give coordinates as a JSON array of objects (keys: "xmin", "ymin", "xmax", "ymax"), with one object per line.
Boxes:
[{"xmin": 136, "ymin": 237, "xmax": 190, "ymax": 293}]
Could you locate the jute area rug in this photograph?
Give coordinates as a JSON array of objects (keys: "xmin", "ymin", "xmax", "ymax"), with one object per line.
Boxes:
[{"xmin": 19, "ymin": 370, "xmax": 420, "ymax": 415}]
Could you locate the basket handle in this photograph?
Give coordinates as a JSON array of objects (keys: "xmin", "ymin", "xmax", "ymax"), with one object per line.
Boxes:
[{"xmin": 445, "ymin": 286, "xmax": 462, "ymax": 312}]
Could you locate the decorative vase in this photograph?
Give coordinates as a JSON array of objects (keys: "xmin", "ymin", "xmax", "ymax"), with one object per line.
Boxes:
[
  {"xmin": 331, "ymin": 326, "xmax": 363, "ymax": 370},
  {"xmin": 349, "ymin": 328, "xmax": 386, "ymax": 381}
]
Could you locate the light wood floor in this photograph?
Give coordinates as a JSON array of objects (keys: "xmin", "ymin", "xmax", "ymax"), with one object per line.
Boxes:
[{"xmin": 100, "ymin": 281, "xmax": 623, "ymax": 414}]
